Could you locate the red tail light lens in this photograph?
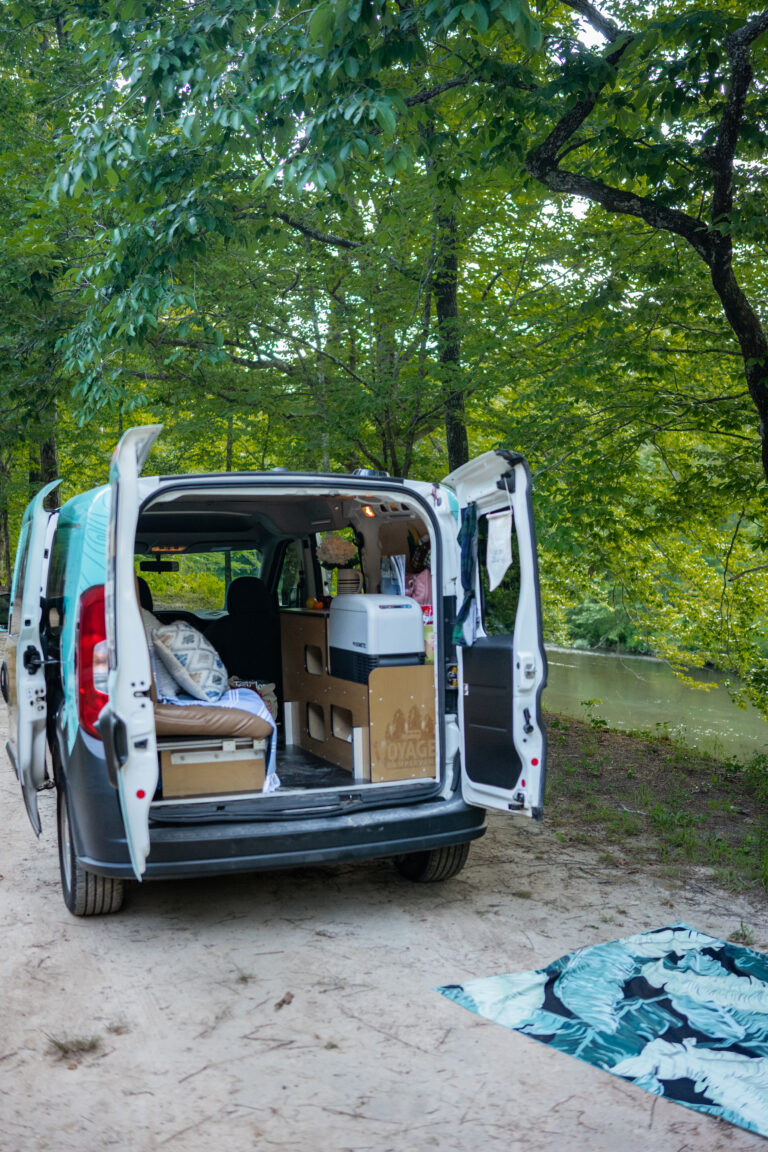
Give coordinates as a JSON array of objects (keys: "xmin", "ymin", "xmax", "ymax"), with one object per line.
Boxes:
[{"xmin": 76, "ymin": 584, "xmax": 108, "ymax": 738}]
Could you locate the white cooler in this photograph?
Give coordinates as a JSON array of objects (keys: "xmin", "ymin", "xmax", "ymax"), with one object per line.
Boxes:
[{"xmin": 329, "ymin": 595, "xmax": 425, "ymax": 683}]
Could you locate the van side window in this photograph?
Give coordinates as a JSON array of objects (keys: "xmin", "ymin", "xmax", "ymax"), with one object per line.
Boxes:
[
  {"xmin": 316, "ymin": 530, "xmax": 361, "ymax": 597},
  {"xmin": 8, "ymin": 524, "xmax": 30, "ymax": 636},
  {"xmin": 278, "ymin": 539, "xmax": 306, "ymax": 607},
  {"xmin": 46, "ymin": 523, "xmax": 72, "ymax": 641},
  {"xmin": 477, "ymin": 514, "xmax": 520, "ymax": 636}
]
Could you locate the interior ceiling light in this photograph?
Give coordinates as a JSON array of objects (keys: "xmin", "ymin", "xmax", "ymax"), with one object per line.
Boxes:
[
  {"xmin": 151, "ymin": 545, "xmax": 186, "ymax": 553},
  {"xmin": 362, "ymin": 505, "xmax": 376, "ymax": 518}
]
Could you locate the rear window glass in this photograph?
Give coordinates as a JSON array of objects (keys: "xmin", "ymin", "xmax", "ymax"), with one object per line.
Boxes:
[
  {"xmin": 9, "ymin": 524, "xmax": 30, "ymax": 635},
  {"xmin": 47, "ymin": 523, "xmax": 74, "ymax": 602},
  {"xmin": 478, "ymin": 514, "xmax": 520, "ymax": 636},
  {"xmin": 136, "ymin": 550, "xmax": 263, "ymax": 613}
]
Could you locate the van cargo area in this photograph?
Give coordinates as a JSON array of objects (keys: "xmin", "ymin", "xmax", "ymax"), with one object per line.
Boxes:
[{"xmin": 134, "ymin": 485, "xmax": 442, "ymax": 805}]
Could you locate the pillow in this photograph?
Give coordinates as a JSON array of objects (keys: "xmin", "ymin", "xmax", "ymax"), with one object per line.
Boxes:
[
  {"xmin": 152, "ymin": 621, "xmax": 228, "ymax": 702},
  {"xmin": 141, "ymin": 608, "xmax": 179, "ymax": 700}
]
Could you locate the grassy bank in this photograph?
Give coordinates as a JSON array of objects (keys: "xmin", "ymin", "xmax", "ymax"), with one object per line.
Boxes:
[{"xmin": 544, "ymin": 711, "xmax": 768, "ymax": 895}]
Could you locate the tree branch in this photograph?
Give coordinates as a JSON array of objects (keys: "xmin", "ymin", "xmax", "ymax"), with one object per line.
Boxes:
[
  {"xmin": 405, "ymin": 75, "xmax": 471, "ymax": 106},
  {"xmin": 707, "ymin": 8, "xmax": 768, "ymax": 225},
  {"xmin": 273, "ymin": 211, "xmax": 362, "ymax": 250},
  {"xmin": 648, "ymin": 346, "xmax": 741, "ymax": 357},
  {"xmin": 524, "ymin": 14, "xmax": 713, "ymax": 260},
  {"xmin": 558, "ymin": 0, "xmax": 623, "ymax": 43}
]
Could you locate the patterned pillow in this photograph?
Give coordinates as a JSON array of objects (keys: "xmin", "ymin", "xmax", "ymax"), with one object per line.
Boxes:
[
  {"xmin": 141, "ymin": 609, "xmax": 179, "ymax": 700},
  {"xmin": 152, "ymin": 621, "xmax": 228, "ymax": 702}
]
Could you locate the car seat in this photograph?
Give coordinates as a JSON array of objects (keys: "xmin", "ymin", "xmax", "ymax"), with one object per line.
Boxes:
[
  {"xmin": 204, "ymin": 576, "xmax": 282, "ymax": 686},
  {"xmin": 136, "ymin": 576, "xmax": 154, "ymax": 611}
]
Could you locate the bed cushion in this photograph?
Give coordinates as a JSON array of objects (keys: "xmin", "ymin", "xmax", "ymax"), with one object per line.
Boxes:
[
  {"xmin": 152, "ymin": 620, "xmax": 228, "ymax": 702},
  {"xmin": 154, "ymin": 701, "xmax": 273, "ymax": 740}
]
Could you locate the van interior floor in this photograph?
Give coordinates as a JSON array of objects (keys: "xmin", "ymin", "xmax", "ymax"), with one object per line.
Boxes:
[{"xmin": 276, "ymin": 746, "xmax": 358, "ymax": 791}]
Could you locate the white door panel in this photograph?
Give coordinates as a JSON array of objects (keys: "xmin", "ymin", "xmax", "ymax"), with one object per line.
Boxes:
[
  {"xmin": 102, "ymin": 425, "xmax": 163, "ymax": 878},
  {"xmin": 13, "ymin": 480, "xmax": 61, "ymax": 834},
  {"xmin": 444, "ymin": 451, "xmax": 547, "ymax": 817}
]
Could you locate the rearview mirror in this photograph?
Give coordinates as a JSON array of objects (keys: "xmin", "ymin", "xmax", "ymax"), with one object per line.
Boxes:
[{"xmin": 139, "ymin": 559, "xmax": 179, "ymax": 573}]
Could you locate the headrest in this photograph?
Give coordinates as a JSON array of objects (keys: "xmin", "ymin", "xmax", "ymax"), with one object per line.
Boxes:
[
  {"xmin": 226, "ymin": 575, "xmax": 273, "ymax": 615},
  {"xmin": 136, "ymin": 575, "xmax": 153, "ymax": 611}
]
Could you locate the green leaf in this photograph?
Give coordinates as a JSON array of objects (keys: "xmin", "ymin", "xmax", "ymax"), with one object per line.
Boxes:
[{"xmin": 374, "ymin": 102, "xmax": 397, "ymax": 135}]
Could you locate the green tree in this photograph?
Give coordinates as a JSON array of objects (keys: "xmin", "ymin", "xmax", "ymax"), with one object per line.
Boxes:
[{"xmin": 58, "ymin": 0, "xmax": 768, "ymax": 483}]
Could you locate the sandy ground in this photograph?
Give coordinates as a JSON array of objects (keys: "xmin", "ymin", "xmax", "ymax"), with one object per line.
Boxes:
[{"xmin": 2, "ymin": 637, "xmax": 768, "ymax": 1152}]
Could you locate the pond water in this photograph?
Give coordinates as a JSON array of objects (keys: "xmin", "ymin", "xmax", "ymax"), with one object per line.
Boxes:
[{"xmin": 544, "ymin": 646, "xmax": 768, "ymax": 763}]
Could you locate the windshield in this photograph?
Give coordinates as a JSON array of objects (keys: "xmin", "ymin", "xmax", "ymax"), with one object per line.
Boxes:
[{"xmin": 135, "ymin": 550, "xmax": 263, "ymax": 613}]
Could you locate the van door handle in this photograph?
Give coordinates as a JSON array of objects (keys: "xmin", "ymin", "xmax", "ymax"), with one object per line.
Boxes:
[{"xmin": 97, "ymin": 708, "xmax": 128, "ymax": 788}]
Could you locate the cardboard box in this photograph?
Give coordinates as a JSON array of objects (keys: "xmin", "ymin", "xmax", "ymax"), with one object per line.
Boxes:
[{"xmin": 160, "ymin": 739, "xmax": 266, "ymax": 799}]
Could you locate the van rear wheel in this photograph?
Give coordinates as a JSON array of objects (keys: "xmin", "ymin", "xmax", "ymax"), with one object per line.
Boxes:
[
  {"xmin": 57, "ymin": 787, "xmax": 125, "ymax": 916},
  {"xmin": 395, "ymin": 842, "xmax": 470, "ymax": 882}
]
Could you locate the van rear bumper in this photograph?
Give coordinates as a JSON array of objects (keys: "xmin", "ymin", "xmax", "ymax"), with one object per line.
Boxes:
[
  {"xmin": 79, "ymin": 794, "xmax": 487, "ymax": 880},
  {"xmin": 63, "ymin": 726, "xmax": 486, "ymax": 880}
]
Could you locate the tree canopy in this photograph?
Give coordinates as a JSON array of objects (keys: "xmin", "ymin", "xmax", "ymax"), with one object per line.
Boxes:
[{"xmin": 2, "ymin": 0, "xmax": 768, "ymax": 713}]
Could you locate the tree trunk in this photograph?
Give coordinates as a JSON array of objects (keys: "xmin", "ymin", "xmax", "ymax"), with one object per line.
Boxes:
[
  {"xmin": 708, "ymin": 245, "xmax": 768, "ymax": 481},
  {"xmin": 433, "ymin": 211, "xmax": 468, "ymax": 471},
  {"xmin": 40, "ymin": 433, "xmax": 59, "ymax": 484},
  {"xmin": 29, "ymin": 416, "xmax": 60, "ymax": 509}
]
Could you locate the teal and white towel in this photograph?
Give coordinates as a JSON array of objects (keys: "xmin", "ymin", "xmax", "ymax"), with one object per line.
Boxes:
[{"xmin": 439, "ymin": 923, "xmax": 768, "ymax": 1138}]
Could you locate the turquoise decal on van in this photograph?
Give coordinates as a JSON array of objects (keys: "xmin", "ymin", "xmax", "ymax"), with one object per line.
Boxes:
[{"xmin": 58, "ymin": 488, "xmax": 110, "ymax": 750}]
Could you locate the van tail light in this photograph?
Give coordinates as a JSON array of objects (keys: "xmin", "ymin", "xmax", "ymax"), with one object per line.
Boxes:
[{"xmin": 76, "ymin": 585, "xmax": 109, "ymax": 738}]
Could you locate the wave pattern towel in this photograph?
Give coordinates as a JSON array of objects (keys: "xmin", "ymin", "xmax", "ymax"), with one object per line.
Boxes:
[{"xmin": 439, "ymin": 923, "xmax": 768, "ymax": 1138}]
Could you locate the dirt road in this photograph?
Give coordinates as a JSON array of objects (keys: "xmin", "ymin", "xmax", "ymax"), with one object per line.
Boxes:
[{"xmin": 1, "ymin": 639, "xmax": 767, "ymax": 1151}]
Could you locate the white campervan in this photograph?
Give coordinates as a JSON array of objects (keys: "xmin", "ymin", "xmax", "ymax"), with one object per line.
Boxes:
[{"xmin": 3, "ymin": 426, "xmax": 547, "ymax": 915}]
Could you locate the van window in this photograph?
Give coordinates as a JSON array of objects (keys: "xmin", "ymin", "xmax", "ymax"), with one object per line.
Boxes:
[
  {"xmin": 9, "ymin": 524, "xmax": 30, "ymax": 636},
  {"xmin": 477, "ymin": 514, "xmax": 520, "ymax": 636},
  {"xmin": 46, "ymin": 523, "xmax": 74, "ymax": 644},
  {"xmin": 137, "ymin": 549, "xmax": 263, "ymax": 613},
  {"xmin": 47, "ymin": 523, "xmax": 72, "ymax": 601},
  {"xmin": 278, "ymin": 539, "xmax": 306, "ymax": 607},
  {"xmin": 316, "ymin": 530, "xmax": 361, "ymax": 597}
]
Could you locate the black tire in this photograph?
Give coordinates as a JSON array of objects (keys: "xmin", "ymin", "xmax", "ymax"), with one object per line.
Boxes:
[
  {"xmin": 395, "ymin": 842, "xmax": 471, "ymax": 882},
  {"xmin": 57, "ymin": 787, "xmax": 125, "ymax": 916}
]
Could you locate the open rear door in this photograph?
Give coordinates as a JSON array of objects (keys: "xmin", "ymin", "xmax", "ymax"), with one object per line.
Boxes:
[
  {"xmin": 98, "ymin": 425, "xmax": 162, "ymax": 878},
  {"xmin": 7, "ymin": 480, "xmax": 61, "ymax": 834},
  {"xmin": 443, "ymin": 450, "xmax": 547, "ymax": 818}
]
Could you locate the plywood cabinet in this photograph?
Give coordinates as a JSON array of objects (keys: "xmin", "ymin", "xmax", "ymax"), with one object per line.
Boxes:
[{"xmin": 280, "ymin": 610, "xmax": 435, "ymax": 783}]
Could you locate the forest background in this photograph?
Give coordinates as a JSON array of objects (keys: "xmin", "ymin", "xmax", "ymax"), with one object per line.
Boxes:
[{"xmin": 2, "ymin": 0, "xmax": 768, "ymax": 711}]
